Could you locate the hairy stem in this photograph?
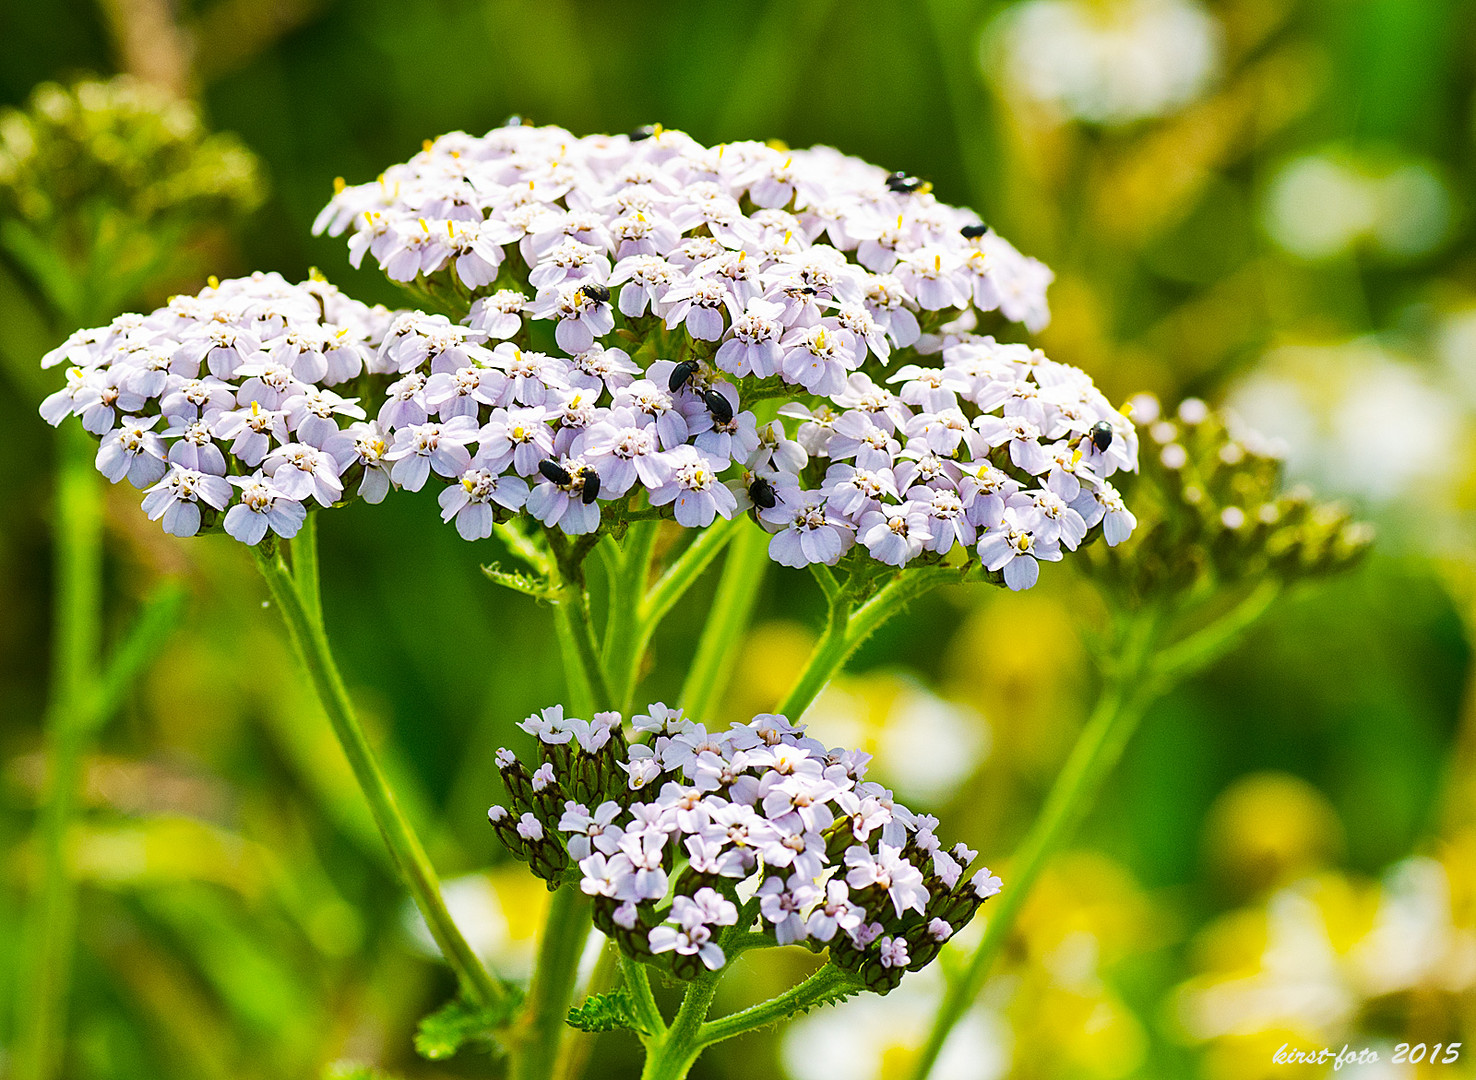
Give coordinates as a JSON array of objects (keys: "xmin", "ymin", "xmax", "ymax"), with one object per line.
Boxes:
[
  {"xmin": 636, "ymin": 514, "xmax": 741, "ymax": 672},
  {"xmin": 564, "ymin": 584, "xmax": 615, "ymax": 712},
  {"xmin": 679, "ymin": 522, "xmax": 770, "ymax": 718},
  {"xmin": 621, "ymin": 955, "xmax": 667, "ymax": 1040},
  {"xmin": 696, "ymin": 963, "xmax": 856, "ymax": 1048},
  {"xmin": 252, "ymin": 545, "xmax": 503, "ymax": 1008},
  {"xmin": 602, "ymin": 523, "xmax": 659, "ymax": 711},
  {"xmin": 639, "ymin": 975, "xmax": 721, "ymax": 1080},
  {"xmin": 294, "ymin": 510, "xmax": 323, "ymax": 624},
  {"xmin": 1152, "ymin": 579, "xmax": 1281, "ymax": 686},
  {"xmin": 906, "ymin": 582, "xmax": 1285, "ymax": 1080}
]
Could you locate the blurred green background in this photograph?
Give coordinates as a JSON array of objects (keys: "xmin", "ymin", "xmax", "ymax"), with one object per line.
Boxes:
[{"xmin": 2, "ymin": 1, "xmax": 1475, "ymax": 1078}]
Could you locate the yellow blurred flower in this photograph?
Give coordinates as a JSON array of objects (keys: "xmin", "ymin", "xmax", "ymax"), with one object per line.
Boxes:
[
  {"xmin": 402, "ymin": 865, "xmax": 551, "ymax": 979},
  {"xmin": 1176, "ymin": 842, "xmax": 1476, "ymax": 1077},
  {"xmin": 1202, "ymin": 771, "xmax": 1346, "ymax": 896}
]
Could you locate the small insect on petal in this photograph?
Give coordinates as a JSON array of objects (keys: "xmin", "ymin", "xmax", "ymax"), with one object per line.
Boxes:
[
  {"xmin": 667, "ymin": 360, "xmax": 699, "ymax": 393},
  {"xmin": 702, "ymin": 389, "xmax": 733, "ymax": 425},
  {"xmin": 539, "ymin": 459, "xmax": 573, "ymax": 486},
  {"xmin": 885, "ymin": 171, "xmax": 925, "ymax": 193}
]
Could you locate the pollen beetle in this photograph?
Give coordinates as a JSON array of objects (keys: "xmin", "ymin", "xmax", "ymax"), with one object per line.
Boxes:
[
  {"xmin": 703, "ymin": 389, "xmax": 734, "ymax": 426},
  {"xmin": 667, "ymin": 359, "xmax": 700, "ymax": 393}
]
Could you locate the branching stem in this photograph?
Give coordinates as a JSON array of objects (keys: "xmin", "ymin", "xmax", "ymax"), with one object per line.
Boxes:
[{"xmin": 252, "ymin": 543, "xmax": 504, "ymax": 1009}]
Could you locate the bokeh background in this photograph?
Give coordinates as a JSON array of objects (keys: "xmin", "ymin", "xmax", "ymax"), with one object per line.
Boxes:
[{"xmin": 3, "ymin": 0, "xmax": 1476, "ymax": 1077}]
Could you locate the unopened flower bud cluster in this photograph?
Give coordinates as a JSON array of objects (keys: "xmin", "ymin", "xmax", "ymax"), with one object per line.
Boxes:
[
  {"xmin": 488, "ymin": 704, "xmax": 1001, "ymax": 991},
  {"xmin": 39, "ymin": 123, "xmax": 1139, "ymax": 589},
  {"xmin": 1084, "ymin": 395, "xmax": 1372, "ymax": 598},
  {"xmin": 0, "ymin": 76, "xmax": 261, "ymax": 238}
]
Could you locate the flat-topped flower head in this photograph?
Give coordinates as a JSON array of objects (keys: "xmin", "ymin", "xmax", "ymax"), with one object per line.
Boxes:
[
  {"xmin": 41, "ymin": 125, "xmax": 1138, "ymax": 591},
  {"xmin": 487, "ymin": 701, "xmax": 1000, "ymax": 992}
]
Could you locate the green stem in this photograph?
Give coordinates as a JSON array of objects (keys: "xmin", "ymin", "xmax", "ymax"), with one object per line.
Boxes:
[
  {"xmin": 775, "ymin": 567, "xmax": 955, "ymax": 719},
  {"xmin": 637, "ymin": 515, "xmax": 741, "ymax": 661},
  {"xmin": 511, "ymin": 885, "xmax": 594, "ymax": 1080},
  {"xmin": 621, "ymin": 955, "xmax": 667, "ymax": 1041},
  {"xmin": 553, "ymin": 944, "xmax": 624, "ymax": 1080},
  {"xmin": 696, "ymin": 964, "xmax": 855, "ymax": 1048},
  {"xmin": 679, "ymin": 522, "xmax": 770, "ymax": 718},
  {"xmin": 14, "ymin": 424, "xmax": 103, "ymax": 1080},
  {"xmin": 1151, "ymin": 580, "xmax": 1281, "ymax": 686},
  {"xmin": 908, "ymin": 613, "xmax": 1165, "ymax": 1080},
  {"xmin": 294, "ymin": 510, "xmax": 323, "ymax": 625},
  {"xmin": 252, "ymin": 544, "xmax": 503, "ymax": 1008},
  {"xmin": 516, "ymin": 530, "xmax": 653, "ymax": 1080},
  {"xmin": 603, "ymin": 523, "xmax": 659, "ymax": 712},
  {"xmin": 553, "ymin": 603, "xmax": 597, "ymax": 718},
  {"xmin": 563, "ymin": 585, "xmax": 615, "ymax": 712},
  {"xmin": 640, "ymin": 975, "xmax": 721, "ymax": 1080}
]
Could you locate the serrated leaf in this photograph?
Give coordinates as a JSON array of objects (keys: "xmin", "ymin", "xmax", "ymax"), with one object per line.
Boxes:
[
  {"xmin": 565, "ymin": 988, "xmax": 645, "ymax": 1034},
  {"xmin": 481, "ymin": 561, "xmax": 560, "ymax": 602},
  {"xmin": 414, "ymin": 990, "xmax": 522, "ymax": 1061}
]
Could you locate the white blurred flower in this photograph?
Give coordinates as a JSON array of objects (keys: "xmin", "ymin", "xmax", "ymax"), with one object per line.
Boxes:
[
  {"xmin": 1178, "ymin": 886, "xmax": 1358, "ymax": 1041},
  {"xmin": 1228, "ymin": 341, "xmax": 1465, "ymax": 505},
  {"xmin": 989, "ymin": 0, "xmax": 1221, "ymax": 125},
  {"xmin": 804, "ymin": 673, "xmax": 989, "ymax": 804},
  {"xmin": 1350, "ymin": 858, "xmax": 1476, "ymax": 997},
  {"xmin": 1178, "ymin": 857, "xmax": 1476, "ymax": 1050},
  {"xmin": 782, "ymin": 965, "xmax": 1009, "ymax": 1080},
  {"xmin": 1264, "ymin": 151, "xmax": 1452, "ymax": 261},
  {"xmin": 1438, "ymin": 307, "xmax": 1476, "ymax": 404}
]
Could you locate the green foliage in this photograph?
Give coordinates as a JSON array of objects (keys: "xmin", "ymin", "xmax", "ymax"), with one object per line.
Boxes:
[
  {"xmin": 322, "ymin": 1062, "xmax": 404, "ymax": 1080},
  {"xmin": 413, "ymin": 989, "xmax": 524, "ymax": 1061},
  {"xmin": 565, "ymin": 989, "xmax": 645, "ymax": 1035},
  {"xmin": 0, "ymin": 76, "xmax": 263, "ymax": 321}
]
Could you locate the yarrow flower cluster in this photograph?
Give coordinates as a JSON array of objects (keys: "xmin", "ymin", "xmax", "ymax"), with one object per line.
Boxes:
[
  {"xmin": 488, "ymin": 703, "xmax": 1001, "ymax": 991},
  {"xmin": 39, "ymin": 123, "xmax": 1139, "ymax": 589},
  {"xmin": 39, "ymin": 273, "xmax": 394, "ymax": 541}
]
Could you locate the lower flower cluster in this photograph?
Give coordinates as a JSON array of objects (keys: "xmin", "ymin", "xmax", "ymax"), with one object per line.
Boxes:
[{"xmin": 488, "ymin": 704, "xmax": 1000, "ymax": 992}]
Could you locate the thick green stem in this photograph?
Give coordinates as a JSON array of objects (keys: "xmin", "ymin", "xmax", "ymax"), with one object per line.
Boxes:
[
  {"xmin": 603, "ymin": 524, "xmax": 659, "ymax": 711},
  {"xmin": 553, "ymin": 945, "xmax": 623, "ymax": 1080},
  {"xmin": 1152, "ymin": 580, "xmax": 1281, "ymax": 685},
  {"xmin": 252, "ymin": 545, "xmax": 503, "ymax": 1008},
  {"xmin": 14, "ymin": 424, "xmax": 103, "ymax": 1080},
  {"xmin": 908, "ymin": 582, "xmax": 1287, "ymax": 1079},
  {"xmin": 516, "ymin": 530, "xmax": 655, "ymax": 1080},
  {"xmin": 511, "ymin": 885, "xmax": 594, "ymax": 1080},
  {"xmin": 776, "ymin": 567, "xmax": 954, "ymax": 719},
  {"xmin": 563, "ymin": 585, "xmax": 615, "ymax": 713},
  {"xmin": 679, "ymin": 522, "xmax": 770, "ymax": 718},
  {"xmin": 639, "ymin": 975, "xmax": 721, "ymax": 1080},
  {"xmin": 294, "ymin": 510, "xmax": 323, "ymax": 624},
  {"xmin": 553, "ymin": 603, "xmax": 597, "ymax": 718}
]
